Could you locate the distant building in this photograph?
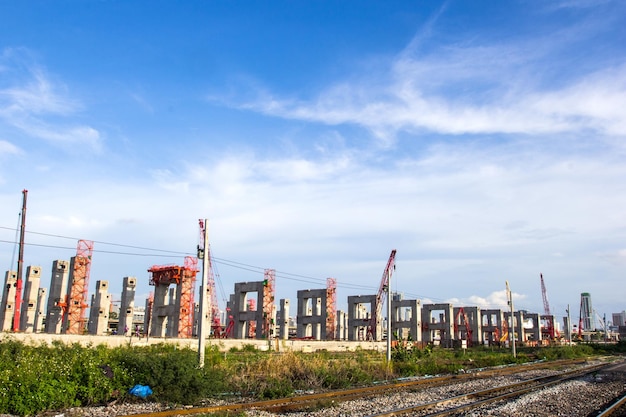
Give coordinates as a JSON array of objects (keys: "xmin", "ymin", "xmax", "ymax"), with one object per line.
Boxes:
[
  {"xmin": 580, "ymin": 293, "xmax": 594, "ymax": 330},
  {"xmin": 612, "ymin": 311, "xmax": 626, "ymax": 327}
]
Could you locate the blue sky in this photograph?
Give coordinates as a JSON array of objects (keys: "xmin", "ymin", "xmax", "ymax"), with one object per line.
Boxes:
[{"xmin": 1, "ymin": 0, "xmax": 625, "ymax": 327}]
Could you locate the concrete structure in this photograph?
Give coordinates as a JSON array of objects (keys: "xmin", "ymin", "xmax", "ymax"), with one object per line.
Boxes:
[
  {"xmin": 453, "ymin": 306, "xmax": 482, "ymax": 346},
  {"xmin": 297, "ymin": 288, "xmax": 330, "ymax": 340},
  {"xmin": 504, "ymin": 310, "xmax": 526, "ymax": 344},
  {"xmin": 45, "ymin": 260, "xmax": 70, "ymax": 334},
  {"xmin": 19, "ymin": 265, "xmax": 42, "ymax": 332},
  {"xmin": 229, "ymin": 281, "xmax": 269, "ymax": 339},
  {"xmin": 88, "ymin": 280, "xmax": 110, "ymax": 335},
  {"xmin": 347, "ymin": 295, "xmax": 378, "ymax": 341},
  {"xmin": 117, "ymin": 277, "xmax": 136, "ymax": 335},
  {"xmin": 149, "ymin": 280, "xmax": 182, "ymax": 338},
  {"xmin": 422, "ymin": 303, "xmax": 454, "ymax": 346},
  {"xmin": 0, "ymin": 271, "xmax": 17, "ymax": 331},
  {"xmin": 278, "ymin": 298, "xmax": 290, "ymax": 340},
  {"xmin": 481, "ymin": 309, "xmax": 504, "ymax": 345},
  {"xmin": 612, "ymin": 311, "xmax": 626, "ymax": 327},
  {"xmin": 336, "ymin": 310, "xmax": 346, "ymax": 340},
  {"xmin": 523, "ymin": 312, "xmax": 542, "ymax": 343},
  {"xmin": 391, "ymin": 298, "xmax": 421, "ymax": 342},
  {"xmin": 34, "ymin": 287, "xmax": 47, "ymax": 332}
]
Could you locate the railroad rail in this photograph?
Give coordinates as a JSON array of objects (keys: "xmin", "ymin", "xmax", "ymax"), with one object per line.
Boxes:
[
  {"xmin": 596, "ymin": 393, "xmax": 626, "ymax": 417},
  {"xmin": 120, "ymin": 358, "xmax": 590, "ymax": 417},
  {"xmin": 365, "ymin": 363, "xmax": 609, "ymax": 417}
]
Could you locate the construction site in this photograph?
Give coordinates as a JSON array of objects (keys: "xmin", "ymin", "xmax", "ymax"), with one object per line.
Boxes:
[
  {"xmin": 1, "ymin": 241, "xmax": 613, "ymax": 348},
  {"xmin": 0, "ymin": 193, "xmax": 619, "ymax": 348}
]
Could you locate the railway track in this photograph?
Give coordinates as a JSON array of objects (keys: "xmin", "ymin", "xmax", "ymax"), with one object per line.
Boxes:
[
  {"xmin": 119, "ymin": 358, "xmax": 593, "ymax": 417},
  {"xmin": 364, "ymin": 363, "xmax": 607, "ymax": 416}
]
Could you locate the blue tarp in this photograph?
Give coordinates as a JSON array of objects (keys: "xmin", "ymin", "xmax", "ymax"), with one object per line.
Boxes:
[{"xmin": 129, "ymin": 384, "xmax": 153, "ymax": 399}]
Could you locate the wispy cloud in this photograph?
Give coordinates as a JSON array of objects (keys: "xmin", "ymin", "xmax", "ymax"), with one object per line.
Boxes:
[
  {"xmin": 222, "ymin": 7, "xmax": 625, "ymax": 142},
  {"xmin": 0, "ymin": 48, "xmax": 103, "ymax": 152}
]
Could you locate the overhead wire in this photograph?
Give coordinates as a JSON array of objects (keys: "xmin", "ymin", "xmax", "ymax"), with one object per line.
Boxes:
[{"xmin": 0, "ymin": 224, "xmax": 412, "ymax": 302}]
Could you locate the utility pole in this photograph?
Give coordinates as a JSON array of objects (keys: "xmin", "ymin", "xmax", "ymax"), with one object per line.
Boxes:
[
  {"xmin": 197, "ymin": 219, "xmax": 210, "ymax": 367},
  {"xmin": 566, "ymin": 304, "xmax": 572, "ymax": 345},
  {"xmin": 506, "ymin": 281, "xmax": 516, "ymax": 358},
  {"xmin": 12, "ymin": 189, "xmax": 27, "ymax": 332}
]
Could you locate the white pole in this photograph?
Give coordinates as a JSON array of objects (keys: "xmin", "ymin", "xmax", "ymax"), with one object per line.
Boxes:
[
  {"xmin": 506, "ymin": 281, "xmax": 516, "ymax": 358},
  {"xmin": 198, "ymin": 219, "xmax": 210, "ymax": 367}
]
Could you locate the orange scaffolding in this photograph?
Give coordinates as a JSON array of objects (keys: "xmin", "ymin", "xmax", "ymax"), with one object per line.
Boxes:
[
  {"xmin": 63, "ymin": 240, "xmax": 94, "ymax": 335},
  {"xmin": 262, "ymin": 269, "xmax": 275, "ymax": 339},
  {"xmin": 148, "ymin": 257, "xmax": 197, "ymax": 338},
  {"xmin": 326, "ymin": 277, "xmax": 337, "ymax": 340}
]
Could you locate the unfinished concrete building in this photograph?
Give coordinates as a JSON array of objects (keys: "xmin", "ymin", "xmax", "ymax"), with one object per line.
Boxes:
[
  {"xmin": 19, "ymin": 266, "xmax": 42, "ymax": 332},
  {"xmin": 229, "ymin": 281, "xmax": 268, "ymax": 339},
  {"xmin": 296, "ymin": 288, "xmax": 329, "ymax": 340},
  {"xmin": 347, "ymin": 295, "xmax": 379, "ymax": 341},
  {"xmin": 503, "ymin": 310, "xmax": 525, "ymax": 345},
  {"xmin": 391, "ymin": 297, "xmax": 422, "ymax": 342},
  {"xmin": 148, "ymin": 259, "xmax": 197, "ymax": 338},
  {"xmin": 45, "ymin": 260, "xmax": 70, "ymax": 334},
  {"xmin": 422, "ymin": 303, "xmax": 454, "ymax": 346},
  {"xmin": 481, "ymin": 309, "xmax": 504, "ymax": 345},
  {"xmin": 453, "ymin": 306, "xmax": 482, "ymax": 346},
  {"xmin": 0, "ymin": 271, "xmax": 17, "ymax": 331},
  {"xmin": 88, "ymin": 280, "xmax": 110, "ymax": 335},
  {"xmin": 117, "ymin": 276, "xmax": 136, "ymax": 335},
  {"xmin": 523, "ymin": 312, "xmax": 542, "ymax": 344}
]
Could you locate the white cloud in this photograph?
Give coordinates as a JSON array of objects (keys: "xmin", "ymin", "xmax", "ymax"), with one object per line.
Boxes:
[
  {"xmin": 0, "ymin": 140, "xmax": 21, "ymax": 156},
  {"xmin": 0, "ymin": 49, "xmax": 102, "ymax": 152},
  {"xmin": 224, "ymin": 12, "xmax": 626, "ymax": 142}
]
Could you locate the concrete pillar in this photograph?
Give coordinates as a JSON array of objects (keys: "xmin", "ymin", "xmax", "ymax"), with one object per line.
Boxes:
[
  {"xmin": 117, "ymin": 277, "xmax": 136, "ymax": 335},
  {"xmin": 45, "ymin": 260, "xmax": 70, "ymax": 334},
  {"xmin": 88, "ymin": 280, "xmax": 110, "ymax": 335},
  {"xmin": 34, "ymin": 287, "xmax": 47, "ymax": 332},
  {"xmin": 481, "ymin": 309, "xmax": 503, "ymax": 345},
  {"xmin": 336, "ymin": 310, "xmax": 346, "ymax": 340},
  {"xmin": 150, "ymin": 284, "xmax": 170, "ymax": 337},
  {"xmin": 453, "ymin": 306, "xmax": 482, "ymax": 345},
  {"xmin": 278, "ymin": 298, "xmax": 290, "ymax": 339},
  {"xmin": 503, "ymin": 310, "xmax": 525, "ymax": 344},
  {"xmin": 0, "ymin": 271, "xmax": 17, "ymax": 331},
  {"xmin": 20, "ymin": 265, "xmax": 42, "ymax": 332},
  {"xmin": 524, "ymin": 312, "xmax": 541, "ymax": 343},
  {"xmin": 297, "ymin": 289, "xmax": 328, "ymax": 340},
  {"xmin": 231, "ymin": 281, "xmax": 266, "ymax": 339},
  {"xmin": 347, "ymin": 295, "xmax": 378, "ymax": 341},
  {"xmin": 422, "ymin": 303, "xmax": 454, "ymax": 346},
  {"xmin": 392, "ymin": 299, "xmax": 422, "ymax": 342}
]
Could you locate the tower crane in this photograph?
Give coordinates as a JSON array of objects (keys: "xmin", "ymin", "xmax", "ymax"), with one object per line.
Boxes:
[{"xmin": 367, "ymin": 249, "xmax": 396, "ymax": 341}]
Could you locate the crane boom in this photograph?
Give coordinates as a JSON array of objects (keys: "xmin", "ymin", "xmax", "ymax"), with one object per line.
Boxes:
[
  {"xmin": 12, "ymin": 189, "xmax": 27, "ymax": 332},
  {"xmin": 375, "ymin": 249, "xmax": 397, "ymax": 318},
  {"xmin": 540, "ymin": 273, "xmax": 551, "ymax": 316}
]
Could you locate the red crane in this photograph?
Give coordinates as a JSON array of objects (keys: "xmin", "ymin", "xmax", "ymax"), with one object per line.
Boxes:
[
  {"xmin": 540, "ymin": 273, "xmax": 558, "ymax": 339},
  {"xmin": 454, "ymin": 307, "xmax": 473, "ymax": 347},
  {"xmin": 12, "ymin": 189, "xmax": 27, "ymax": 332},
  {"xmin": 368, "ymin": 250, "xmax": 396, "ymax": 340}
]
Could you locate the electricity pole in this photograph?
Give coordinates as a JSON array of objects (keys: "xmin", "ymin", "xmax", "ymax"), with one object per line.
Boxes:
[
  {"xmin": 506, "ymin": 281, "xmax": 516, "ymax": 358},
  {"xmin": 197, "ymin": 219, "xmax": 210, "ymax": 367}
]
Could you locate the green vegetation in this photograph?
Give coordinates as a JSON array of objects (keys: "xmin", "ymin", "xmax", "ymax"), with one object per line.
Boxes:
[{"xmin": 0, "ymin": 336, "xmax": 621, "ymax": 416}]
